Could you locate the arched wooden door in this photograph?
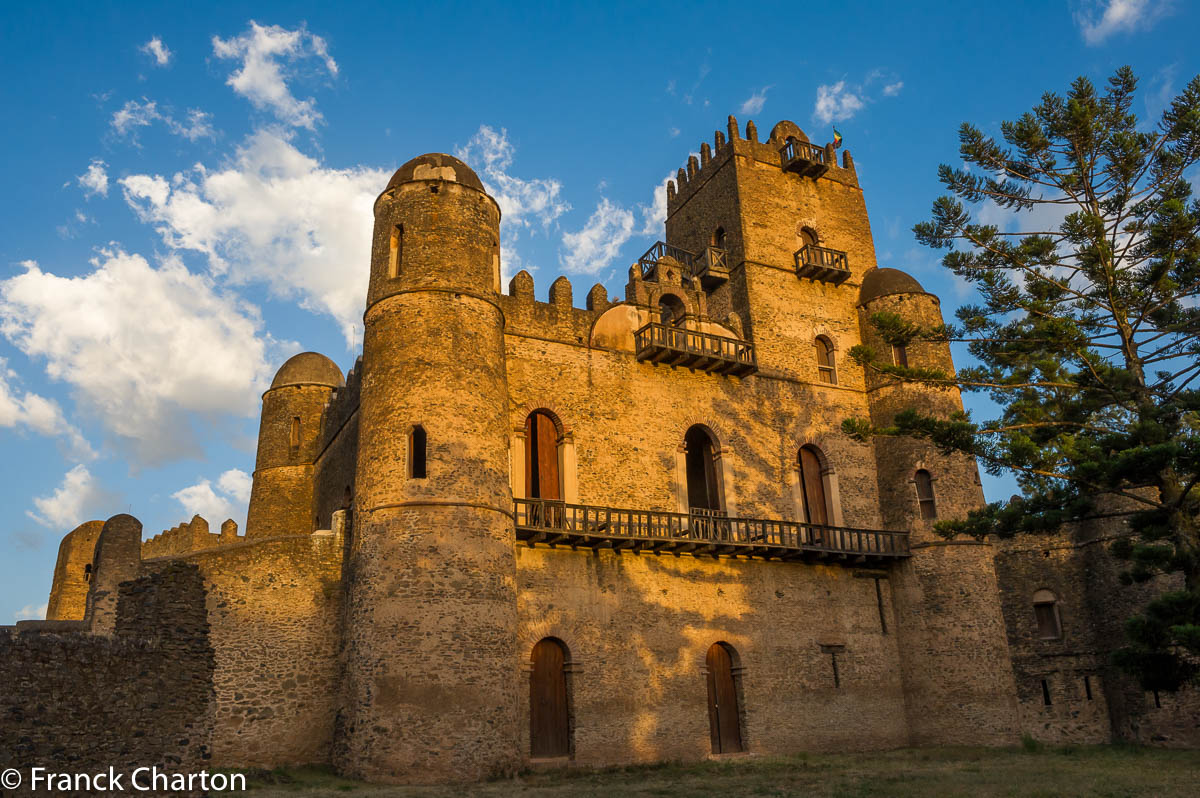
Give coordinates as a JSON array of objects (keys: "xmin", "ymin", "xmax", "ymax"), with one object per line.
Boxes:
[
  {"xmin": 530, "ymin": 638, "xmax": 569, "ymax": 758},
  {"xmin": 705, "ymin": 643, "xmax": 743, "ymax": 754},
  {"xmin": 525, "ymin": 412, "xmax": 560, "ymax": 500},
  {"xmin": 799, "ymin": 446, "xmax": 828, "ymax": 525}
]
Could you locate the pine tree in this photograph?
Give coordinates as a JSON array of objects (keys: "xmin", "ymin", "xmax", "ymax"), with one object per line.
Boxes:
[{"xmin": 845, "ymin": 67, "xmax": 1200, "ymax": 691}]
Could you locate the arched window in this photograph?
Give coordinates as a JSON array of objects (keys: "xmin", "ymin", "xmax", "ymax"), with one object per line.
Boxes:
[
  {"xmin": 290, "ymin": 416, "xmax": 301, "ymax": 452},
  {"xmin": 388, "ymin": 224, "xmax": 403, "ymax": 278},
  {"xmin": 659, "ymin": 294, "xmax": 686, "ymax": 327},
  {"xmin": 524, "ymin": 411, "xmax": 560, "ymax": 500},
  {"xmin": 705, "ymin": 642, "xmax": 744, "ymax": 754},
  {"xmin": 891, "ymin": 343, "xmax": 909, "ymax": 367},
  {"xmin": 798, "ymin": 445, "xmax": 829, "ymax": 525},
  {"xmin": 815, "ymin": 336, "xmax": 837, "ymax": 384},
  {"xmin": 84, "ymin": 563, "xmax": 92, "ymax": 583},
  {"xmin": 914, "ymin": 469, "xmax": 936, "ymax": 519},
  {"xmin": 1033, "ymin": 589, "xmax": 1062, "ymax": 639},
  {"xmin": 530, "ymin": 638, "xmax": 571, "ymax": 758},
  {"xmin": 797, "ymin": 225, "xmax": 817, "ymax": 250},
  {"xmin": 409, "ymin": 425, "xmax": 427, "ymax": 479},
  {"xmin": 685, "ymin": 425, "xmax": 723, "ymax": 513},
  {"xmin": 711, "ymin": 226, "xmax": 726, "ymax": 249}
]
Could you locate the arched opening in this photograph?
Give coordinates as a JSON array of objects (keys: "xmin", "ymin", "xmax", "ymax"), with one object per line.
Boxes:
[
  {"xmin": 409, "ymin": 425, "xmax": 427, "ymax": 479},
  {"xmin": 388, "ymin": 224, "xmax": 403, "ymax": 278},
  {"xmin": 83, "ymin": 563, "xmax": 92, "ymax": 583},
  {"xmin": 524, "ymin": 411, "xmax": 561, "ymax": 500},
  {"xmin": 1033, "ymin": 589, "xmax": 1062, "ymax": 639},
  {"xmin": 530, "ymin": 638, "xmax": 571, "ymax": 758},
  {"xmin": 796, "ymin": 225, "xmax": 818, "ymax": 254},
  {"xmin": 658, "ymin": 293, "xmax": 686, "ymax": 327},
  {"xmin": 290, "ymin": 416, "xmax": 301, "ymax": 451},
  {"xmin": 685, "ymin": 425, "xmax": 723, "ymax": 514},
  {"xmin": 914, "ymin": 469, "xmax": 936, "ymax": 519},
  {"xmin": 705, "ymin": 642, "xmax": 744, "ymax": 754},
  {"xmin": 711, "ymin": 226, "xmax": 727, "ymax": 249},
  {"xmin": 798, "ymin": 445, "xmax": 830, "ymax": 526},
  {"xmin": 891, "ymin": 343, "xmax": 909, "ymax": 367},
  {"xmin": 815, "ymin": 336, "xmax": 837, "ymax": 384}
]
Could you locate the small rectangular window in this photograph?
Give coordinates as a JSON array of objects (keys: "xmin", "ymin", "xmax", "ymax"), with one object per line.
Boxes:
[
  {"xmin": 1041, "ymin": 679, "xmax": 1052, "ymax": 706},
  {"xmin": 290, "ymin": 417, "xmax": 301, "ymax": 451},
  {"xmin": 892, "ymin": 344, "xmax": 908, "ymax": 367},
  {"xmin": 1034, "ymin": 603, "xmax": 1061, "ymax": 639},
  {"xmin": 388, "ymin": 225, "xmax": 403, "ymax": 278},
  {"xmin": 875, "ymin": 577, "xmax": 888, "ymax": 635},
  {"xmin": 409, "ymin": 425, "xmax": 427, "ymax": 479},
  {"xmin": 1084, "ymin": 675, "xmax": 1093, "ymax": 700}
]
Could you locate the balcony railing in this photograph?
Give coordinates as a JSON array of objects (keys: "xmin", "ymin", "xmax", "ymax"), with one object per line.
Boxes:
[
  {"xmin": 634, "ymin": 322, "xmax": 757, "ymax": 376},
  {"xmin": 795, "ymin": 244, "xmax": 851, "ymax": 284},
  {"xmin": 695, "ymin": 245, "xmax": 730, "ymax": 288},
  {"xmin": 638, "ymin": 241, "xmax": 698, "ymax": 281},
  {"xmin": 780, "ymin": 137, "xmax": 829, "ymax": 178},
  {"xmin": 514, "ymin": 498, "xmax": 910, "ymax": 563}
]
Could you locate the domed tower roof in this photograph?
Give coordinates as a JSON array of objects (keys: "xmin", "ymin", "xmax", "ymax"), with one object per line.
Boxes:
[
  {"xmin": 858, "ymin": 267, "xmax": 926, "ymax": 304},
  {"xmin": 385, "ymin": 153, "xmax": 485, "ymax": 193},
  {"xmin": 269, "ymin": 352, "xmax": 345, "ymax": 390}
]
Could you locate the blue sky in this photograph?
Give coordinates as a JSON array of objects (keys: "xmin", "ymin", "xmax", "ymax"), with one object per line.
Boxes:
[{"xmin": 1, "ymin": 0, "xmax": 1195, "ymax": 621}]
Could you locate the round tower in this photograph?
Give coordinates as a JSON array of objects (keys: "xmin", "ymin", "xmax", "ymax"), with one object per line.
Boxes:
[
  {"xmin": 338, "ymin": 154, "xmax": 518, "ymax": 782},
  {"xmin": 46, "ymin": 519, "xmax": 104, "ymax": 621},
  {"xmin": 857, "ymin": 267, "xmax": 1020, "ymax": 745},
  {"xmin": 245, "ymin": 352, "xmax": 344, "ymax": 538}
]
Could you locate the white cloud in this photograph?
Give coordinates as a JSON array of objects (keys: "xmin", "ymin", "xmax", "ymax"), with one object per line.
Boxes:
[
  {"xmin": 0, "ymin": 250, "xmax": 280, "ymax": 464},
  {"xmin": 739, "ymin": 86, "xmax": 772, "ymax": 115},
  {"xmin": 0, "ymin": 359, "xmax": 95, "ymax": 460},
  {"xmin": 172, "ymin": 479, "xmax": 233, "ymax": 523},
  {"xmin": 456, "ymin": 125, "xmax": 570, "ymax": 280},
  {"xmin": 14, "ymin": 603, "xmax": 47, "ymax": 621},
  {"xmin": 140, "ymin": 36, "xmax": 172, "ymax": 66},
  {"xmin": 111, "ymin": 99, "xmax": 215, "ymax": 143},
  {"xmin": 212, "ymin": 21, "xmax": 337, "ymax": 129},
  {"xmin": 669, "ymin": 127, "xmax": 681, "ymax": 138},
  {"xmin": 560, "ymin": 198, "xmax": 635, "ymax": 275},
  {"xmin": 78, "ymin": 160, "xmax": 109, "ymax": 198},
  {"xmin": 814, "ymin": 81, "xmax": 865, "ymax": 124},
  {"xmin": 120, "ymin": 129, "xmax": 387, "ymax": 345},
  {"xmin": 217, "ymin": 468, "xmax": 252, "ymax": 503},
  {"xmin": 882, "ymin": 81, "xmax": 904, "ymax": 97},
  {"xmin": 27, "ymin": 465, "xmax": 108, "ymax": 530},
  {"xmin": 1075, "ymin": 0, "xmax": 1171, "ymax": 46},
  {"xmin": 639, "ymin": 174, "xmax": 673, "ymax": 237}
]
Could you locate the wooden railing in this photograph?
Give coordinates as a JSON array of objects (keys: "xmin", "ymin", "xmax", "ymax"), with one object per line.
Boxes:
[
  {"xmin": 638, "ymin": 241, "xmax": 697, "ymax": 280},
  {"xmin": 780, "ymin": 137, "xmax": 826, "ymax": 166},
  {"xmin": 634, "ymin": 322, "xmax": 757, "ymax": 375},
  {"xmin": 795, "ymin": 244, "xmax": 851, "ymax": 284},
  {"xmin": 513, "ymin": 498, "xmax": 910, "ymax": 562}
]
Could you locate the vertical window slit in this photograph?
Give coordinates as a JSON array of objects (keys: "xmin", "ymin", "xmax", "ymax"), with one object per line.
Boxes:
[
  {"xmin": 410, "ymin": 425, "xmax": 427, "ymax": 479},
  {"xmin": 1041, "ymin": 679, "xmax": 1052, "ymax": 706},
  {"xmin": 1084, "ymin": 675, "xmax": 1093, "ymax": 701},
  {"xmin": 875, "ymin": 577, "xmax": 888, "ymax": 635}
]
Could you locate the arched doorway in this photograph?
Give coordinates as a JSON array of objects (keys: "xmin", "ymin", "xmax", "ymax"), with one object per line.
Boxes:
[
  {"xmin": 659, "ymin": 293, "xmax": 686, "ymax": 326},
  {"xmin": 530, "ymin": 638, "xmax": 570, "ymax": 758},
  {"xmin": 685, "ymin": 426, "xmax": 723, "ymax": 513},
  {"xmin": 524, "ymin": 411, "xmax": 561, "ymax": 501},
  {"xmin": 799, "ymin": 445, "xmax": 829, "ymax": 525},
  {"xmin": 705, "ymin": 642, "xmax": 743, "ymax": 754}
]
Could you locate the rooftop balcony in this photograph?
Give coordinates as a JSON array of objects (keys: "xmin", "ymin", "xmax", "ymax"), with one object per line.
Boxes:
[
  {"xmin": 795, "ymin": 244, "xmax": 851, "ymax": 284},
  {"xmin": 514, "ymin": 499, "xmax": 910, "ymax": 564},
  {"xmin": 638, "ymin": 241, "xmax": 697, "ymax": 281},
  {"xmin": 634, "ymin": 322, "xmax": 757, "ymax": 376},
  {"xmin": 637, "ymin": 241, "xmax": 730, "ymax": 289},
  {"xmin": 780, "ymin": 137, "xmax": 829, "ymax": 178}
]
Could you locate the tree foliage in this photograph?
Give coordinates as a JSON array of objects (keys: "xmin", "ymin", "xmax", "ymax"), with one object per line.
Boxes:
[{"xmin": 845, "ymin": 67, "xmax": 1200, "ymax": 691}]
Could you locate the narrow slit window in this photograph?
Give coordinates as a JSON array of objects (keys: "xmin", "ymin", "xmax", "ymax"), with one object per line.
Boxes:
[
  {"xmin": 915, "ymin": 469, "xmax": 937, "ymax": 519},
  {"xmin": 892, "ymin": 343, "xmax": 908, "ymax": 367},
  {"xmin": 815, "ymin": 336, "xmax": 837, "ymax": 384},
  {"xmin": 388, "ymin": 224, "xmax": 403, "ymax": 278},
  {"xmin": 1084, "ymin": 675, "xmax": 1093, "ymax": 701},
  {"xmin": 290, "ymin": 417, "xmax": 301, "ymax": 450},
  {"xmin": 1041, "ymin": 679, "xmax": 1052, "ymax": 706},
  {"xmin": 874, "ymin": 577, "xmax": 888, "ymax": 635},
  {"xmin": 409, "ymin": 425, "xmax": 427, "ymax": 479}
]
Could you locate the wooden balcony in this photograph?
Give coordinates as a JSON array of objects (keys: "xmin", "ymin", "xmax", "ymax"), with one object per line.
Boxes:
[
  {"xmin": 780, "ymin": 137, "xmax": 829, "ymax": 178},
  {"xmin": 637, "ymin": 241, "xmax": 698, "ymax": 281},
  {"xmin": 634, "ymin": 322, "xmax": 757, "ymax": 376},
  {"xmin": 795, "ymin": 244, "xmax": 851, "ymax": 284},
  {"xmin": 514, "ymin": 499, "xmax": 910, "ymax": 563},
  {"xmin": 695, "ymin": 245, "xmax": 730, "ymax": 289}
]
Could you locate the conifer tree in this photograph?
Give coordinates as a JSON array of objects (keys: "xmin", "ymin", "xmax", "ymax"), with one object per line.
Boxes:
[{"xmin": 845, "ymin": 67, "xmax": 1200, "ymax": 692}]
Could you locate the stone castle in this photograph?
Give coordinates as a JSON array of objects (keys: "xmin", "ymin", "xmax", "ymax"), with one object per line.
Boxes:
[{"xmin": 3, "ymin": 116, "xmax": 1196, "ymax": 786}]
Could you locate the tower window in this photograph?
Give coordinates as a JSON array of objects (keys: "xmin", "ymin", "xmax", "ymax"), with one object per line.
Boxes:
[
  {"xmin": 915, "ymin": 469, "xmax": 937, "ymax": 519},
  {"xmin": 892, "ymin": 344, "xmax": 908, "ymax": 367},
  {"xmin": 84, "ymin": 563, "xmax": 92, "ymax": 583},
  {"xmin": 388, "ymin": 224, "xmax": 403, "ymax": 278},
  {"xmin": 659, "ymin": 294, "xmax": 686, "ymax": 327},
  {"xmin": 815, "ymin": 336, "xmax": 837, "ymax": 384},
  {"xmin": 1033, "ymin": 589, "xmax": 1063, "ymax": 639},
  {"xmin": 711, "ymin": 226, "xmax": 726, "ymax": 250},
  {"xmin": 1084, "ymin": 675, "xmax": 1093, "ymax": 700},
  {"xmin": 525, "ymin": 411, "xmax": 561, "ymax": 500},
  {"xmin": 1041, "ymin": 679, "xmax": 1052, "ymax": 706},
  {"xmin": 290, "ymin": 417, "xmax": 301, "ymax": 452},
  {"xmin": 685, "ymin": 425, "xmax": 724, "ymax": 514},
  {"xmin": 409, "ymin": 425, "xmax": 427, "ymax": 479}
]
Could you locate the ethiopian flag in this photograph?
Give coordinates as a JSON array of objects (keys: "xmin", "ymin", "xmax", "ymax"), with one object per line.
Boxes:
[{"xmin": 833, "ymin": 127, "xmax": 843, "ymax": 148}]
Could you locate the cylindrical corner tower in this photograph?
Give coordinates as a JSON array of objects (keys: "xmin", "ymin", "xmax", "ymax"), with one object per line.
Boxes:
[
  {"xmin": 857, "ymin": 267, "xmax": 1021, "ymax": 746},
  {"xmin": 338, "ymin": 154, "xmax": 518, "ymax": 782},
  {"xmin": 245, "ymin": 352, "xmax": 344, "ymax": 538}
]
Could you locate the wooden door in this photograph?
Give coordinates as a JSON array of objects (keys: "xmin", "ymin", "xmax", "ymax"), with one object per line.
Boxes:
[
  {"xmin": 705, "ymin": 643, "xmax": 743, "ymax": 754},
  {"xmin": 530, "ymin": 638, "xmax": 569, "ymax": 758},
  {"xmin": 525, "ymin": 412, "xmax": 560, "ymax": 500},
  {"xmin": 800, "ymin": 447, "xmax": 828, "ymax": 525}
]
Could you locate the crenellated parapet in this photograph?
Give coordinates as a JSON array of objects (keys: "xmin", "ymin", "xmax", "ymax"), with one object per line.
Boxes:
[
  {"xmin": 318, "ymin": 355, "xmax": 362, "ymax": 454},
  {"xmin": 500, "ymin": 270, "xmax": 606, "ymax": 347},
  {"xmin": 141, "ymin": 514, "xmax": 244, "ymax": 559}
]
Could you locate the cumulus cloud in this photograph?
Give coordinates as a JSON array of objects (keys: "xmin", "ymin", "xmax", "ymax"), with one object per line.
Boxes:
[
  {"xmin": 78, "ymin": 160, "xmax": 109, "ymax": 198},
  {"xmin": 140, "ymin": 36, "xmax": 172, "ymax": 66},
  {"xmin": 111, "ymin": 99, "xmax": 215, "ymax": 143},
  {"xmin": 212, "ymin": 21, "xmax": 337, "ymax": 129},
  {"xmin": 560, "ymin": 198, "xmax": 635, "ymax": 275},
  {"xmin": 217, "ymin": 468, "xmax": 252, "ymax": 503},
  {"xmin": 121, "ymin": 129, "xmax": 387, "ymax": 345},
  {"xmin": 814, "ymin": 81, "xmax": 865, "ymax": 124},
  {"xmin": 0, "ymin": 250, "xmax": 280, "ymax": 464},
  {"xmin": 0, "ymin": 359, "xmax": 94, "ymax": 460},
  {"xmin": 27, "ymin": 465, "xmax": 110, "ymax": 530},
  {"xmin": 739, "ymin": 85, "xmax": 772, "ymax": 115},
  {"xmin": 882, "ymin": 81, "xmax": 904, "ymax": 97},
  {"xmin": 456, "ymin": 125, "xmax": 570, "ymax": 279},
  {"xmin": 1075, "ymin": 0, "xmax": 1172, "ymax": 45},
  {"xmin": 173, "ymin": 468, "xmax": 253, "ymax": 527},
  {"xmin": 14, "ymin": 603, "xmax": 47, "ymax": 621},
  {"xmin": 638, "ymin": 174, "xmax": 673, "ymax": 237}
]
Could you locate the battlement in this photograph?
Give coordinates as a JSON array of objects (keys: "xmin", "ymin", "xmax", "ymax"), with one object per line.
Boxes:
[
  {"xmin": 319, "ymin": 355, "xmax": 362, "ymax": 453},
  {"xmin": 141, "ymin": 514, "xmax": 243, "ymax": 559},
  {"xmin": 667, "ymin": 116, "xmax": 859, "ymax": 215},
  {"xmin": 500, "ymin": 269, "xmax": 614, "ymax": 347}
]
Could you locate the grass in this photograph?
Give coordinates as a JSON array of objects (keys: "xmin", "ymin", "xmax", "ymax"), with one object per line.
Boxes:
[{"xmin": 211, "ymin": 745, "xmax": 1200, "ymax": 797}]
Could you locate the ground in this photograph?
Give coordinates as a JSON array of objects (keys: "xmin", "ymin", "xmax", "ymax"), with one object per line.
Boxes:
[{"xmin": 215, "ymin": 744, "xmax": 1200, "ymax": 797}]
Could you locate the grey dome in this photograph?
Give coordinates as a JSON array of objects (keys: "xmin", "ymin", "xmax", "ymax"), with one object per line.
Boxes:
[
  {"xmin": 386, "ymin": 153, "xmax": 485, "ymax": 193},
  {"xmin": 270, "ymin": 352, "xmax": 345, "ymax": 390},
  {"xmin": 858, "ymin": 267, "xmax": 926, "ymax": 304}
]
